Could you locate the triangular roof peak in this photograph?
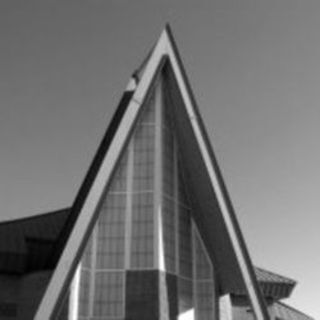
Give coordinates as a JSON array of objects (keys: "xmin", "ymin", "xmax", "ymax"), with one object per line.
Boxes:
[
  {"xmin": 128, "ymin": 25, "xmax": 178, "ymax": 91},
  {"xmin": 35, "ymin": 27, "xmax": 270, "ymax": 320}
]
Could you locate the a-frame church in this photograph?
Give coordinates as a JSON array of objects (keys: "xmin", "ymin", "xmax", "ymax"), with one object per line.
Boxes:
[{"xmin": 0, "ymin": 26, "xmax": 313, "ymax": 320}]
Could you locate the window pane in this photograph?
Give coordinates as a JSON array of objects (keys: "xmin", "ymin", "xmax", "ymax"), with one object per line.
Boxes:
[
  {"xmin": 195, "ymin": 281, "xmax": 215, "ymax": 320},
  {"xmin": 108, "ymin": 150, "xmax": 128, "ymax": 192},
  {"xmin": 162, "ymin": 196, "xmax": 176, "ymax": 273},
  {"xmin": 78, "ymin": 270, "xmax": 90, "ymax": 317},
  {"xmin": 178, "ymin": 278, "xmax": 193, "ymax": 315},
  {"xmin": 194, "ymin": 231, "xmax": 212, "ymax": 280},
  {"xmin": 133, "ymin": 124, "xmax": 155, "ymax": 191},
  {"xmin": 93, "ymin": 272, "xmax": 124, "ymax": 317},
  {"xmin": 162, "ymin": 126, "xmax": 175, "ymax": 198},
  {"xmin": 179, "ymin": 205, "xmax": 192, "ymax": 278},
  {"xmin": 139, "ymin": 90, "xmax": 155, "ymax": 125},
  {"xmin": 97, "ymin": 194, "xmax": 126, "ymax": 269},
  {"xmin": 130, "ymin": 193, "xmax": 154, "ymax": 268}
]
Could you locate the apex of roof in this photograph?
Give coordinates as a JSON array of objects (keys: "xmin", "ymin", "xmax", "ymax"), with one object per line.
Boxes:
[{"xmin": 133, "ymin": 24, "xmax": 172, "ymax": 82}]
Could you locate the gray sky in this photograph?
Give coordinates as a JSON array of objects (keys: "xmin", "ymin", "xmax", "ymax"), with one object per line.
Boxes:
[{"xmin": 0, "ymin": 1, "xmax": 319, "ymax": 318}]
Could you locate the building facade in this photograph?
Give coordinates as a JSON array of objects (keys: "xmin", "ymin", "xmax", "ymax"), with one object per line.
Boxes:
[{"xmin": 0, "ymin": 27, "xmax": 313, "ymax": 320}]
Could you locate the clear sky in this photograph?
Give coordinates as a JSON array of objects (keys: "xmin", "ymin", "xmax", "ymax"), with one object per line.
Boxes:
[{"xmin": 0, "ymin": 1, "xmax": 319, "ymax": 318}]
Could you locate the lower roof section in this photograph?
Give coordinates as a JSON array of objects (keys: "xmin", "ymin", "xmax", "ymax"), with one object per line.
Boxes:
[
  {"xmin": 255, "ymin": 268, "xmax": 296, "ymax": 300},
  {"xmin": 0, "ymin": 208, "xmax": 297, "ymax": 300},
  {"xmin": 0, "ymin": 208, "xmax": 69, "ymax": 274},
  {"xmin": 273, "ymin": 302, "xmax": 314, "ymax": 320},
  {"xmin": 230, "ymin": 267, "xmax": 296, "ymax": 301}
]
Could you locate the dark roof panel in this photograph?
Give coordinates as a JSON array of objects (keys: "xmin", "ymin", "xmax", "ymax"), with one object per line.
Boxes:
[
  {"xmin": 255, "ymin": 267, "xmax": 296, "ymax": 300},
  {"xmin": 231, "ymin": 267, "xmax": 296, "ymax": 300},
  {"xmin": 0, "ymin": 208, "xmax": 69, "ymax": 273},
  {"xmin": 256, "ymin": 267, "xmax": 296, "ymax": 285}
]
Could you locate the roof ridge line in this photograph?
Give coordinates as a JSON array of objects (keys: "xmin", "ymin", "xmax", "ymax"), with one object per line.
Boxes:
[{"xmin": 0, "ymin": 207, "xmax": 70, "ymax": 225}]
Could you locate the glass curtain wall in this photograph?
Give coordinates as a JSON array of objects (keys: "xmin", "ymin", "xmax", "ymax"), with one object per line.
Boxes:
[
  {"xmin": 55, "ymin": 86, "xmax": 157, "ymax": 320},
  {"xmin": 56, "ymin": 72, "xmax": 218, "ymax": 320}
]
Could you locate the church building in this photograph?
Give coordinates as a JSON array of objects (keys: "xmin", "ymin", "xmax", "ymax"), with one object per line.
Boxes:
[{"xmin": 0, "ymin": 26, "xmax": 313, "ymax": 320}]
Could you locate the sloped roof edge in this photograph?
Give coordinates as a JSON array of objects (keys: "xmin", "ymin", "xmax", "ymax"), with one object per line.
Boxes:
[
  {"xmin": 35, "ymin": 29, "xmax": 166, "ymax": 319},
  {"xmin": 163, "ymin": 25, "xmax": 269, "ymax": 320},
  {"xmin": 256, "ymin": 267, "xmax": 296, "ymax": 286},
  {"xmin": 274, "ymin": 302, "xmax": 315, "ymax": 320},
  {"xmin": 255, "ymin": 267, "xmax": 296, "ymax": 300},
  {"xmin": 0, "ymin": 207, "xmax": 70, "ymax": 226}
]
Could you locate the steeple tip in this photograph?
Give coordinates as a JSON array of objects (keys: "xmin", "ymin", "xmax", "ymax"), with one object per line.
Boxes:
[
  {"xmin": 164, "ymin": 23, "xmax": 172, "ymax": 32},
  {"xmin": 163, "ymin": 23, "xmax": 173, "ymax": 37}
]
